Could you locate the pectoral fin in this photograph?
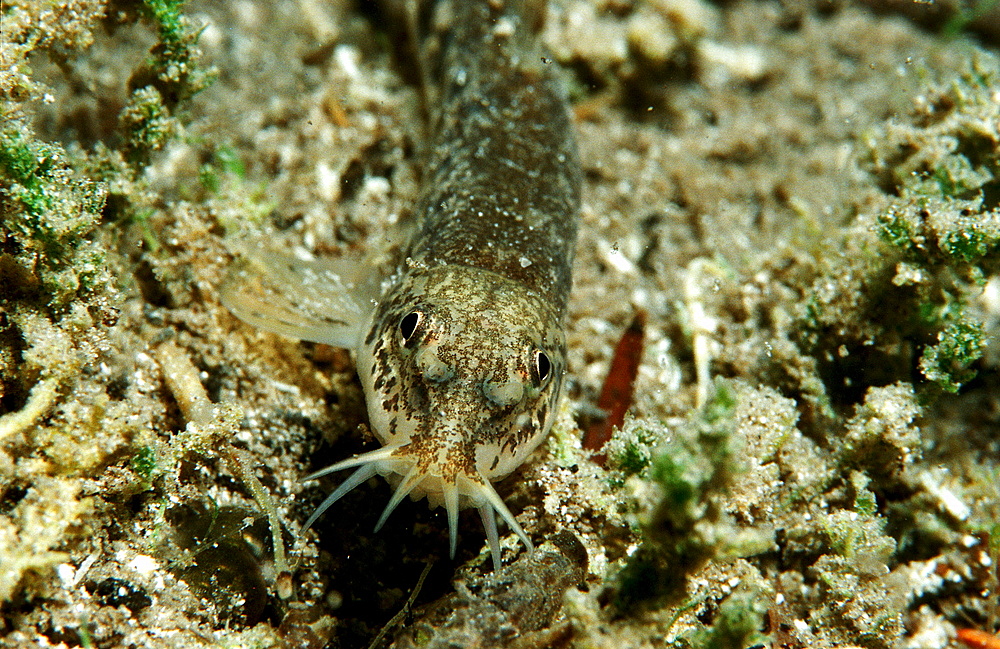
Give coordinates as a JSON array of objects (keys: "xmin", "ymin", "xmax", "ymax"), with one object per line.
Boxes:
[{"xmin": 220, "ymin": 249, "xmax": 376, "ymax": 349}]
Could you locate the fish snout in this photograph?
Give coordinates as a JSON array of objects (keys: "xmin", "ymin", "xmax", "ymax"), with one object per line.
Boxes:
[{"xmin": 482, "ymin": 378, "xmax": 525, "ymax": 406}]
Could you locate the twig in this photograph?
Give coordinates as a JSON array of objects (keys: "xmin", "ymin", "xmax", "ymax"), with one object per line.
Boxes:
[{"xmin": 366, "ymin": 560, "xmax": 435, "ymax": 649}]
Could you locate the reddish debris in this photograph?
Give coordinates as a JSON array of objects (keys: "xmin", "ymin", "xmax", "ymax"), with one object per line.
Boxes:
[
  {"xmin": 583, "ymin": 309, "xmax": 647, "ymax": 465},
  {"xmin": 957, "ymin": 629, "xmax": 1000, "ymax": 649}
]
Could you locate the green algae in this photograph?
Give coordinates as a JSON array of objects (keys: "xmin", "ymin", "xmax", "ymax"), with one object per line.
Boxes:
[
  {"xmin": 0, "ymin": 115, "xmax": 108, "ymax": 309},
  {"xmin": 0, "ymin": 0, "xmax": 224, "ymax": 636},
  {"xmin": 612, "ymin": 381, "xmax": 746, "ymax": 611}
]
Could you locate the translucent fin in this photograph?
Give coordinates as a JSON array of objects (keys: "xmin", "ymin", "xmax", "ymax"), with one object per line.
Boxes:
[
  {"xmin": 299, "ymin": 463, "xmax": 378, "ymax": 536},
  {"xmin": 478, "ymin": 503, "xmax": 502, "ymax": 571},
  {"xmin": 374, "ymin": 465, "xmax": 425, "ymax": 532},
  {"xmin": 477, "ymin": 476, "xmax": 534, "ymax": 562},
  {"xmin": 442, "ymin": 480, "xmax": 460, "ymax": 559},
  {"xmin": 301, "ymin": 445, "xmax": 402, "ymax": 482},
  {"xmin": 220, "ymin": 249, "xmax": 376, "ymax": 348}
]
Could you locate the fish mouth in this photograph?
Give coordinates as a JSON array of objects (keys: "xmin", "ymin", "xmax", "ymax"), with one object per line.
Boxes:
[{"xmin": 298, "ymin": 443, "xmax": 532, "ymax": 570}]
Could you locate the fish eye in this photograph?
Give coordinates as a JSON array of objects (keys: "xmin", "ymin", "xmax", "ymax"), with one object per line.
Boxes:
[
  {"xmin": 399, "ymin": 311, "xmax": 422, "ymax": 342},
  {"xmin": 534, "ymin": 350, "xmax": 551, "ymax": 382}
]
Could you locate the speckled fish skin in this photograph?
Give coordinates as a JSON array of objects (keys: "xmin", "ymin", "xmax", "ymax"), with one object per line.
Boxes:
[
  {"xmin": 227, "ymin": 0, "xmax": 581, "ymax": 569},
  {"xmin": 352, "ymin": 0, "xmax": 580, "ymax": 566},
  {"xmin": 408, "ymin": 0, "xmax": 580, "ymax": 307}
]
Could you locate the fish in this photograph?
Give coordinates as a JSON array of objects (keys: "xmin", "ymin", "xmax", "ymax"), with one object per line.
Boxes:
[{"xmin": 220, "ymin": 0, "xmax": 581, "ymax": 569}]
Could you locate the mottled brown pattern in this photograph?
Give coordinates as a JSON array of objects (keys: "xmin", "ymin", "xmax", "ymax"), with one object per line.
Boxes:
[
  {"xmin": 360, "ymin": 265, "xmax": 565, "ymax": 477},
  {"xmin": 348, "ymin": 0, "xmax": 579, "ymax": 566},
  {"xmin": 259, "ymin": 0, "xmax": 584, "ymax": 567}
]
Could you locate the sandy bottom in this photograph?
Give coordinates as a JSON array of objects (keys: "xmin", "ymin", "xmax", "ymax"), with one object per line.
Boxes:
[{"xmin": 2, "ymin": 0, "xmax": 999, "ymax": 647}]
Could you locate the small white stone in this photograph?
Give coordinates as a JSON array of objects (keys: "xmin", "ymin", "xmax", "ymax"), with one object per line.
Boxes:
[
  {"xmin": 493, "ymin": 17, "xmax": 515, "ymax": 37},
  {"xmin": 604, "ymin": 247, "xmax": 636, "ymax": 274},
  {"xmin": 315, "ymin": 161, "xmax": 340, "ymax": 202},
  {"xmin": 128, "ymin": 554, "xmax": 160, "ymax": 575},
  {"xmin": 335, "ymin": 45, "xmax": 361, "ymax": 78},
  {"xmin": 57, "ymin": 563, "xmax": 76, "ymax": 586}
]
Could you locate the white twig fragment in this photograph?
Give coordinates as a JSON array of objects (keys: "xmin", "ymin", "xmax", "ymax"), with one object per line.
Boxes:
[
  {"xmin": 683, "ymin": 259, "xmax": 725, "ymax": 409},
  {"xmin": 155, "ymin": 342, "xmax": 214, "ymax": 426},
  {"xmin": 919, "ymin": 471, "xmax": 971, "ymax": 521},
  {"xmin": 0, "ymin": 376, "xmax": 61, "ymax": 443}
]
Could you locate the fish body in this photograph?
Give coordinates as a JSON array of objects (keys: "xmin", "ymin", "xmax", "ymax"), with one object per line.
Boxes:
[{"xmin": 222, "ymin": 0, "xmax": 580, "ymax": 568}]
